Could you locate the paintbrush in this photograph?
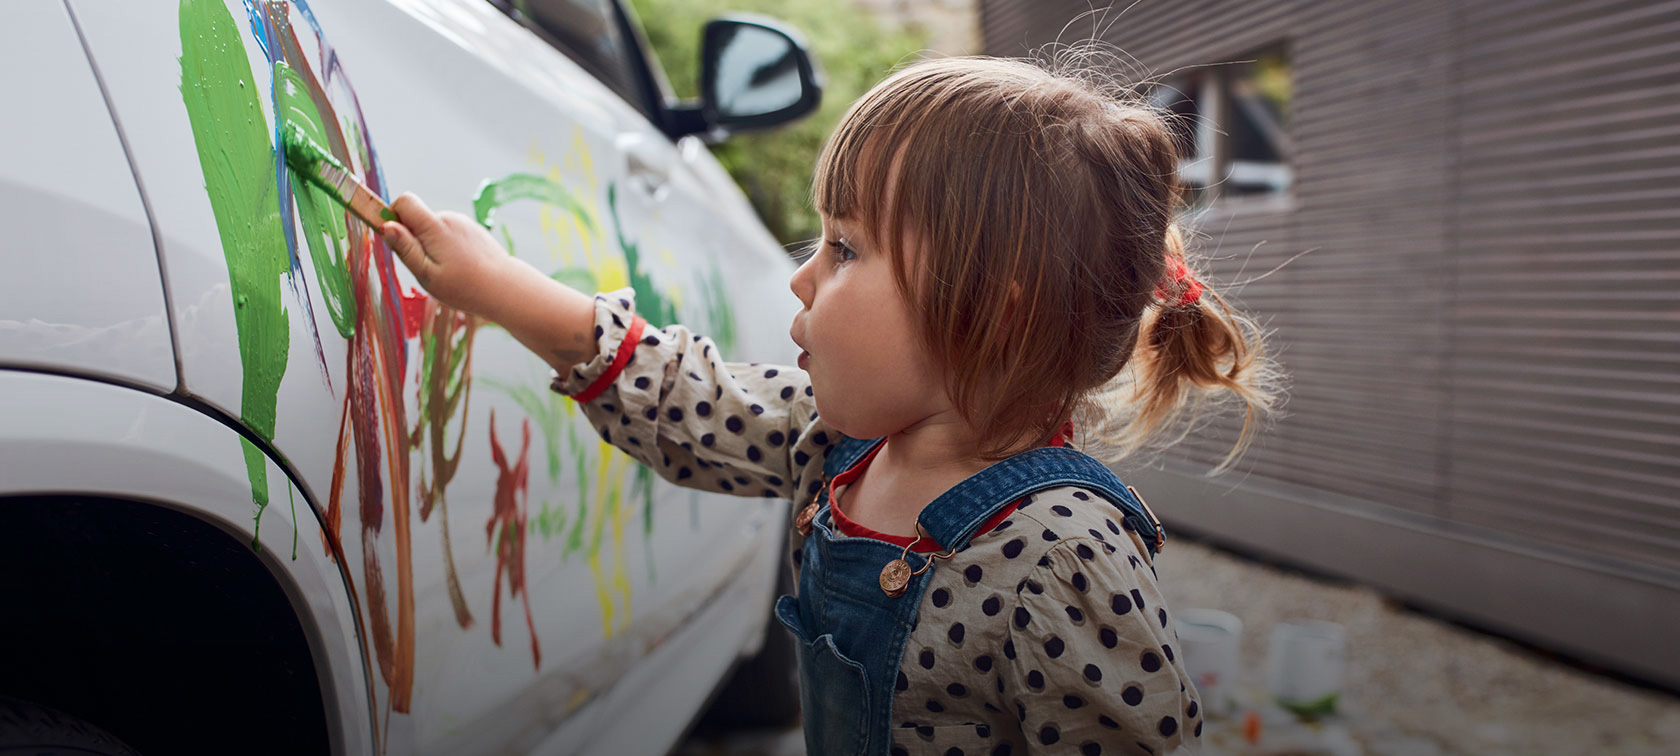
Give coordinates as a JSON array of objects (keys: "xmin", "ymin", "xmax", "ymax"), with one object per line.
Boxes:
[{"xmin": 281, "ymin": 120, "xmax": 395, "ymax": 228}]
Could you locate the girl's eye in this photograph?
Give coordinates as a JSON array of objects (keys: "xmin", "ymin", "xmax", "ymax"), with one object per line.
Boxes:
[{"xmin": 826, "ymin": 238, "xmax": 857, "ymax": 263}]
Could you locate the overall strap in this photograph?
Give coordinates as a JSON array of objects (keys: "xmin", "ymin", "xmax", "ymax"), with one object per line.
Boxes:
[
  {"xmin": 821, "ymin": 435, "xmax": 886, "ymax": 482},
  {"xmin": 916, "ymin": 446, "xmax": 1164, "ymax": 557}
]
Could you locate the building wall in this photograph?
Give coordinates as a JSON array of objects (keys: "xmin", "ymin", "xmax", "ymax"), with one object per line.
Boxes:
[
  {"xmin": 981, "ymin": 0, "xmax": 1680, "ymax": 690},
  {"xmin": 855, "ymin": 0, "xmax": 982, "ymax": 55}
]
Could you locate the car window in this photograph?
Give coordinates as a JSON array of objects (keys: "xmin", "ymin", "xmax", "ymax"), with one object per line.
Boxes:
[{"xmin": 488, "ymin": 0, "xmax": 645, "ymax": 111}]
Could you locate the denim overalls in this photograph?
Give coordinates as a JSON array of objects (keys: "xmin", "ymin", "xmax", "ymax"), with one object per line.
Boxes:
[{"xmin": 774, "ymin": 434, "xmax": 1167, "ymax": 756}]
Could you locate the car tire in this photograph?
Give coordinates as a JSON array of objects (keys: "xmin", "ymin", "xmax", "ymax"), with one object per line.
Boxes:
[
  {"xmin": 696, "ymin": 529, "xmax": 801, "ymax": 729},
  {"xmin": 0, "ymin": 697, "xmax": 141, "ymax": 756}
]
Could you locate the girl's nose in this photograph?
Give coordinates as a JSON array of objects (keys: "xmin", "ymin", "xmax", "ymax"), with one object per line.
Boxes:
[{"xmin": 790, "ymin": 250, "xmax": 816, "ymax": 308}]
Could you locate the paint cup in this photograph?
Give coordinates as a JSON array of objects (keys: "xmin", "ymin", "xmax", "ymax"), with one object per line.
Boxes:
[
  {"xmin": 1266, "ymin": 619, "xmax": 1346, "ymax": 718},
  {"xmin": 1176, "ymin": 608, "xmax": 1243, "ymax": 718}
]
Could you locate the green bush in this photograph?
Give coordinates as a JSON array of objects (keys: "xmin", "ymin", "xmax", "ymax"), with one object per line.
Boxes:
[{"xmin": 626, "ymin": 0, "xmax": 930, "ymax": 249}]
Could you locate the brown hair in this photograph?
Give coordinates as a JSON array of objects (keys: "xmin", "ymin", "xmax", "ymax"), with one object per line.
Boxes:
[{"xmin": 810, "ymin": 51, "xmax": 1285, "ymax": 473}]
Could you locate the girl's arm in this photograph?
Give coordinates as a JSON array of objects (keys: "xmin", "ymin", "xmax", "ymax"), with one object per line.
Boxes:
[
  {"xmin": 381, "ymin": 193, "xmax": 600, "ymax": 375},
  {"xmin": 381, "ymin": 192, "xmax": 836, "ymax": 501},
  {"xmin": 548, "ymin": 288, "xmax": 833, "ymax": 502},
  {"xmin": 1003, "ymin": 532, "xmax": 1205, "ymax": 755}
]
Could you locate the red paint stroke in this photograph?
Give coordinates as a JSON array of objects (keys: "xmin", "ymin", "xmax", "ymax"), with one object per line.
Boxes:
[
  {"xmin": 400, "ymin": 287, "xmax": 429, "ymax": 341},
  {"xmin": 487, "ymin": 410, "xmax": 540, "ymax": 669}
]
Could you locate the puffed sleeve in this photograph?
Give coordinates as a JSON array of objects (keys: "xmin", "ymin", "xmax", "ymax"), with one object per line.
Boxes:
[
  {"xmin": 1003, "ymin": 537, "xmax": 1204, "ymax": 755},
  {"xmin": 548, "ymin": 287, "xmax": 837, "ymax": 504}
]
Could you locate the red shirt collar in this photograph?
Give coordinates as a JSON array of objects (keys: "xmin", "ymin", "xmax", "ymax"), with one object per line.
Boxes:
[{"xmin": 828, "ymin": 420, "xmax": 1072, "ymax": 552}]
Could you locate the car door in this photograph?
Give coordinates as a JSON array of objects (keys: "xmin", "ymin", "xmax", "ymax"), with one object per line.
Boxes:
[{"xmin": 69, "ymin": 0, "xmax": 797, "ymax": 753}]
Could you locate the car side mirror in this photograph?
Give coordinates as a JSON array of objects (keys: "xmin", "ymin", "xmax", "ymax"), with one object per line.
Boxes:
[{"xmin": 666, "ymin": 15, "xmax": 821, "ymax": 143}]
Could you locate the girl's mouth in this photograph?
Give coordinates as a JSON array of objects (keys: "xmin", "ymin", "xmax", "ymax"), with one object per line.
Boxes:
[{"xmin": 797, "ymin": 350, "xmax": 810, "ymax": 370}]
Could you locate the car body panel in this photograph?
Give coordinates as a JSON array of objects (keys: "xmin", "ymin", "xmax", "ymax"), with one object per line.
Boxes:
[
  {"xmin": 0, "ymin": 0, "xmax": 176, "ymax": 392},
  {"xmin": 59, "ymin": 0, "xmax": 802, "ymax": 752},
  {"xmin": 0, "ymin": 369, "xmax": 371, "ymax": 754}
]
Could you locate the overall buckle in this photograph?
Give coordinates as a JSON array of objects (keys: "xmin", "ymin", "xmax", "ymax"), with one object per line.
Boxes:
[
  {"xmin": 1126, "ymin": 484, "xmax": 1166, "ymax": 554},
  {"xmin": 880, "ymin": 522, "xmax": 956, "ymax": 597}
]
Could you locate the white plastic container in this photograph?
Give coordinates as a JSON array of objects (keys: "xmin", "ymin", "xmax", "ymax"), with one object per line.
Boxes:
[
  {"xmin": 1176, "ymin": 608, "xmax": 1244, "ymax": 717},
  {"xmin": 1266, "ymin": 619, "xmax": 1346, "ymax": 717}
]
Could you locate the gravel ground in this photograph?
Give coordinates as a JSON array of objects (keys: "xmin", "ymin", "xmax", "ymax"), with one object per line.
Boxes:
[{"xmin": 676, "ymin": 532, "xmax": 1680, "ymax": 756}]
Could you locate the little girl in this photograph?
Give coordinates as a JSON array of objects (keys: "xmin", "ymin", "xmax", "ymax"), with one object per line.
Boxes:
[{"xmin": 382, "ymin": 54, "xmax": 1278, "ymax": 756}]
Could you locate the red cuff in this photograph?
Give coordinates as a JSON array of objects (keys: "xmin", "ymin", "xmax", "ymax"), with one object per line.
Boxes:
[{"xmin": 571, "ymin": 315, "xmax": 646, "ymax": 403}]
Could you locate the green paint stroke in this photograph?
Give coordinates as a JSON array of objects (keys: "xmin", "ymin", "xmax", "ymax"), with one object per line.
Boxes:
[
  {"xmin": 699, "ymin": 262, "xmax": 737, "ymax": 355},
  {"xmin": 180, "ymin": 0, "xmax": 290, "ymax": 529},
  {"xmin": 605, "ymin": 183, "xmax": 678, "ymax": 329},
  {"xmin": 276, "ymin": 73, "xmax": 356, "ymax": 338},
  {"xmin": 473, "ymin": 173, "xmax": 598, "ymax": 237},
  {"xmin": 529, "ymin": 499, "xmax": 567, "ymax": 542}
]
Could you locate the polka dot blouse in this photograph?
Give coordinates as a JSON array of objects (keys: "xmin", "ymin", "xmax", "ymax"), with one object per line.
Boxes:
[{"xmin": 550, "ymin": 288, "xmax": 1205, "ymax": 755}]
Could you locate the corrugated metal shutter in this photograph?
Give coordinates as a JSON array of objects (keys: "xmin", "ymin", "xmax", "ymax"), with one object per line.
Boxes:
[
  {"xmin": 979, "ymin": 0, "xmax": 1680, "ymax": 572},
  {"xmin": 984, "ymin": 0, "xmax": 1460, "ymax": 513},
  {"xmin": 1447, "ymin": 0, "xmax": 1680, "ymax": 573}
]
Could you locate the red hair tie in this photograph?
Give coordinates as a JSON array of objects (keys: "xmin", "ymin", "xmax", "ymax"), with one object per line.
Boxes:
[{"xmin": 1155, "ymin": 257, "xmax": 1203, "ymax": 308}]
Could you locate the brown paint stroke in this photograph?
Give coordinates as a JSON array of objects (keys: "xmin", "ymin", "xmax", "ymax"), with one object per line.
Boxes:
[
  {"xmin": 349, "ymin": 326, "xmax": 394, "ymax": 689},
  {"xmin": 488, "ymin": 410, "xmax": 540, "ymax": 669},
  {"xmin": 413, "ymin": 300, "xmax": 480, "ymax": 629}
]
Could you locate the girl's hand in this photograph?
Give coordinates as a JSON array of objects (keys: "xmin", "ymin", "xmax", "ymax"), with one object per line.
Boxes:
[{"xmin": 381, "ymin": 192, "xmax": 514, "ymax": 320}]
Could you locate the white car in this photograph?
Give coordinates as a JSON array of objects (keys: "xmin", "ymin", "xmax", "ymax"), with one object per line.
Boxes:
[{"xmin": 0, "ymin": 1, "xmax": 821, "ymax": 754}]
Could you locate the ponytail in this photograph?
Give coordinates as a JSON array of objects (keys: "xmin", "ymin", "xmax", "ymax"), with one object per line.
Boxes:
[{"xmin": 1073, "ymin": 223, "xmax": 1286, "ymax": 475}]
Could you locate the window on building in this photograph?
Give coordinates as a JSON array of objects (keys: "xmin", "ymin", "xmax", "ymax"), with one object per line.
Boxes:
[{"xmin": 1149, "ymin": 42, "xmax": 1292, "ymax": 209}]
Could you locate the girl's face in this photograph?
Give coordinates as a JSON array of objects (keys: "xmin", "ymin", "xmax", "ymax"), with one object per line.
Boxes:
[{"xmin": 788, "ymin": 212, "xmax": 950, "ymax": 440}]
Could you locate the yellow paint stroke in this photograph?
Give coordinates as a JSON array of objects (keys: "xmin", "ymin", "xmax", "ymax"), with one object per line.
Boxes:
[
  {"xmin": 608, "ymin": 458, "xmax": 635, "ymax": 631},
  {"xmin": 565, "ymin": 126, "xmax": 602, "ymax": 262},
  {"xmin": 580, "ymin": 438, "xmax": 642, "ymax": 639},
  {"xmin": 586, "ymin": 447, "xmax": 622, "ymax": 637}
]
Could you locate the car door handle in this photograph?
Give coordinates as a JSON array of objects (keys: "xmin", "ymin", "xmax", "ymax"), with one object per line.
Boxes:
[{"xmin": 615, "ymin": 132, "xmax": 671, "ymax": 198}]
